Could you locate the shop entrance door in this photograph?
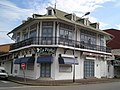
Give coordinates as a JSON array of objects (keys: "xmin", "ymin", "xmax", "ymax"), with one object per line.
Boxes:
[
  {"xmin": 40, "ymin": 63, "xmax": 51, "ymax": 77},
  {"xmin": 84, "ymin": 60, "xmax": 94, "ymax": 78}
]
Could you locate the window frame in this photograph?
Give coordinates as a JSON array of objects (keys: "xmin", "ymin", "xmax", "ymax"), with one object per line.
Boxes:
[
  {"xmin": 80, "ymin": 29, "xmax": 97, "ymax": 45},
  {"xmin": 48, "ymin": 10, "xmax": 52, "ymax": 15}
]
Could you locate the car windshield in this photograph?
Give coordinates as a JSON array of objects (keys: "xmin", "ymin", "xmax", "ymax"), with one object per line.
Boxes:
[{"xmin": 0, "ymin": 70, "xmax": 6, "ymax": 73}]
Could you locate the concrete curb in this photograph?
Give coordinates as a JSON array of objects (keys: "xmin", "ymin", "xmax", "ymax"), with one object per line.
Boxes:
[
  {"xmin": 8, "ymin": 79, "xmax": 79, "ymax": 86},
  {"xmin": 8, "ymin": 78, "xmax": 120, "ymax": 86}
]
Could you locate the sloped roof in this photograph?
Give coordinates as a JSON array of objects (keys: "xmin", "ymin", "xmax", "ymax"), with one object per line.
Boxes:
[
  {"xmin": 8, "ymin": 6, "xmax": 112, "ymax": 37},
  {"xmin": 104, "ymin": 29, "xmax": 120, "ymax": 49}
]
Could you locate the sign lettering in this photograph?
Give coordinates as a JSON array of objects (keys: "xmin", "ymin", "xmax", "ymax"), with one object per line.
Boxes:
[{"xmin": 36, "ymin": 47, "xmax": 56, "ymax": 54}]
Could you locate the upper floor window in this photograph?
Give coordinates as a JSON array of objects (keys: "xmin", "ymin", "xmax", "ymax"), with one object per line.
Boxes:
[
  {"xmin": 98, "ymin": 34, "xmax": 104, "ymax": 46},
  {"xmin": 80, "ymin": 29, "xmax": 97, "ymax": 45},
  {"xmin": 30, "ymin": 23, "xmax": 37, "ymax": 30},
  {"xmin": 42, "ymin": 28, "xmax": 53, "ymax": 37},
  {"xmin": 30, "ymin": 23, "xmax": 37, "ymax": 38},
  {"xmin": 59, "ymin": 23, "xmax": 74, "ymax": 40},
  {"xmin": 30, "ymin": 30, "xmax": 37, "ymax": 38},
  {"xmin": 22, "ymin": 28, "xmax": 28, "ymax": 40},
  {"xmin": 59, "ymin": 29, "xmax": 73, "ymax": 40},
  {"xmin": 48, "ymin": 10, "xmax": 52, "ymax": 15},
  {"xmin": 16, "ymin": 32, "xmax": 20, "ymax": 42},
  {"xmin": 42, "ymin": 21, "xmax": 53, "ymax": 37}
]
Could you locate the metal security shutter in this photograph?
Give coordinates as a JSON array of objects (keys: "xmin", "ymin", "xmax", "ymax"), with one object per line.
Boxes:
[{"xmin": 84, "ymin": 60, "xmax": 94, "ymax": 78}]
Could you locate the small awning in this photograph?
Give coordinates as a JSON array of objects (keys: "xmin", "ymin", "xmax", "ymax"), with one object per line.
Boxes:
[
  {"xmin": 58, "ymin": 57, "xmax": 78, "ymax": 65},
  {"xmin": 37, "ymin": 56, "xmax": 53, "ymax": 63},
  {"xmin": 20, "ymin": 57, "xmax": 35, "ymax": 64},
  {"xmin": 14, "ymin": 57, "xmax": 35, "ymax": 64},
  {"xmin": 14, "ymin": 58, "xmax": 21, "ymax": 64}
]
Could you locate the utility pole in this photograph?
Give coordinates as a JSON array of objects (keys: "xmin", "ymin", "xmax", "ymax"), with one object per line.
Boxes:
[{"xmin": 73, "ymin": 12, "xmax": 90, "ymax": 83}]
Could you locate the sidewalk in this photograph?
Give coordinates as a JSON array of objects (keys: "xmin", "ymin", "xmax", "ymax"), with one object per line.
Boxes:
[{"xmin": 8, "ymin": 76, "xmax": 120, "ymax": 86}]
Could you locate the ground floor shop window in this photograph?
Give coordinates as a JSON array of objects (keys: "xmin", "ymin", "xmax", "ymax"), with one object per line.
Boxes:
[
  {"xmin": 59, "ymin": 65, "xmax": 72, "ymax": 72},
  {"xmin": 20, "ymin": 63, "xmax": 34, "ymax": 70},
  {"xmin": 27, "ymin": 63, "xmax": 34, "ymax": 70}
]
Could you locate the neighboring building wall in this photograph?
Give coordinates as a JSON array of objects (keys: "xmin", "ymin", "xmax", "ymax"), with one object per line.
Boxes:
[
  {"xmin": 104, "ymin": 29, "xmax": 120, "ymax": 78},
  {"xmin": 0, "ymin": 44, "xmax": 10, "ymax": 53},
  {"xmin": 0, "ymin": 44, "xmax": 13, "ymax": 76},
  {"xmin": 112, "ymin": 49, "xmax": 120, "ymax": 56}
]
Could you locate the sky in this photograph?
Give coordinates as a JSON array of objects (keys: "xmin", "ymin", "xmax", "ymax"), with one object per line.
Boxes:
[{"xmin": 0, "ymin": 0, "xmax": 120, "ymax": 44}]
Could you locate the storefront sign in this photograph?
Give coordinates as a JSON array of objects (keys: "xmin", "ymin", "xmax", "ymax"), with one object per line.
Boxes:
[{"xmin": 36, "ymin": 47, "xmax": 56, "ymax": 54}]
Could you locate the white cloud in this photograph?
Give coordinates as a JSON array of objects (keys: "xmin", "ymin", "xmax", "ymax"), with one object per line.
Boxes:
[
  {"xmin": 0, "ymin": 0, "xmax": 34, "ymax": 44},
  {"xmin": 0, "ymin": 0, "xmax": 114, "ymax": 23},
  {"xmin": 99, "ymin": 22, "xmax": 109, "ymax": 30},
  {"xmin": 116, "ymin": 24, "xmax": 120, "ymax": 30},
  {"xmin": 27, "ymin": 0, "xmax": 113, "ymax": 29},
  {"xmin": 0, "ymin": 0, "xmax": 33, "ymax": 21},
  {"xmin": 114, "ymin": 0, "xmax": 120, "ymax": 7},
  {"xmin": 53, "ymin": 0, "xmax": 112, "ymax": 13},
  {"xmin": 88, "ymin": 16, "xmax": 108, "ymax": 30},
  {"xmin": 0, "ymin": 32, "xmax": 14, "ymax": 44},
  {"xmin": 50, "ymin": 0, "xmax": 113, "ymax": 29},
  {"xmin": 26, "ymin": 0, "xmax": 113, "ymax": 15},
  {"xmin": 0, "ymin": 0, "xmax": 114, "ymax": 44}
]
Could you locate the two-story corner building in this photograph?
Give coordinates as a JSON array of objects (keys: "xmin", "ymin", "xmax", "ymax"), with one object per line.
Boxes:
[{"xmin": 7, "ymin": 6, "xmax": 113, "ymax": 80}]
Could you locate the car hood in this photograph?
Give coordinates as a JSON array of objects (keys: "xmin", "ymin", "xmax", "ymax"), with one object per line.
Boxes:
[{"xmin": 0, "ymin": 73, "xmax": 8, "ymax": 76}]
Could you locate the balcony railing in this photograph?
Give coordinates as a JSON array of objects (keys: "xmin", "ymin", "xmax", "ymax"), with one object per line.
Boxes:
[{"xmin": 10, "ymin": 37, "xmax": 111, "ymax": 53}]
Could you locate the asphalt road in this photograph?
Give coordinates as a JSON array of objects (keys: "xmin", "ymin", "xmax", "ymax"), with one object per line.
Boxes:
[
  {"xmin": 0, "ymin": 79, "xmax": 22, "ymax": 88},
  {"xmin": 0, "ymin": 80, "xmax": 120, "ymax": 90}
]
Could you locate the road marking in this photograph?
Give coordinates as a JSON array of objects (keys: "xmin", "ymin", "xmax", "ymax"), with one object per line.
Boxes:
[{"xmin": 1, "ymin": 81, "xmax": 9, "ymax": 83}]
